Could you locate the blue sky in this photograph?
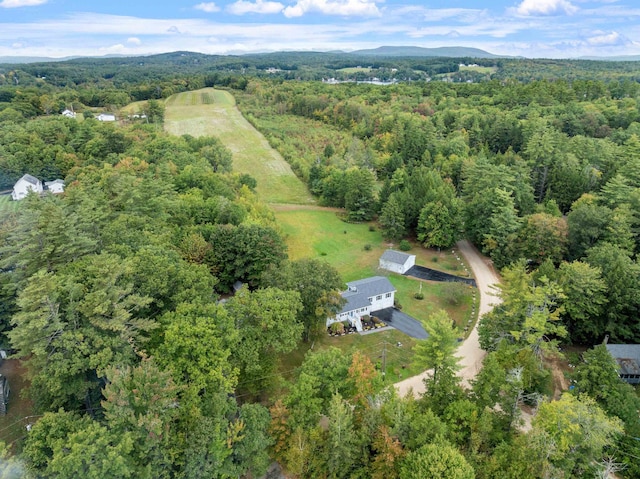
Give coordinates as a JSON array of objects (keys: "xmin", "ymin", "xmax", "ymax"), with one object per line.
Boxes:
[{"xmin": 1, "ymin": 0, "xmax": 639, "ymax": 58}]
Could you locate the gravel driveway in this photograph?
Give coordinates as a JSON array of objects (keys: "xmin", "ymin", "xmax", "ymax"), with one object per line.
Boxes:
[{"xmin": 394, "ymin": 240, "xmax": 502, "ymax": 397}]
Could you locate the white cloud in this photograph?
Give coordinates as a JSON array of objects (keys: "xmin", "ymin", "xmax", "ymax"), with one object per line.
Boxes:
[
  {"xmin": 0, "ymin": 0, "xmax": 47, "ymax": 7},
  {"xmin": 283, "ymin": 0, "xmax": 381, "ymax": 18},
  {"xmin": 586, "ymin": 31, "xmax": 626, "ymax": 46},
  {"xmin": 515, "ymin": 0, "xmax": 578, "ymax": 16},
  {"xmin": 99, "ymin": 43, "xmax": 127, "ymax": 54},
  {"xmin": 127, "ymin": 37, "xmax": 142, "ymax": 45},
  {"xmin": 417, "ymin": 8, "xmax": 487, "ymax": 23},
  {"xmin": 227, "ymin": 0, "xmax": 284, "ymax": 15},
  {"xmin": 194, "ymin": 2, "xmax": 220, "ymax": 13}
]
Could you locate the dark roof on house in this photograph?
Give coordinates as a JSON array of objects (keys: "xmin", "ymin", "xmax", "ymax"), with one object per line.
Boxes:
[
  {"xmin": 380, "ymin": 249, "xmax": 414, "ymax": 265},
  {"xmin": 606, "ymin": 344, "xmax": 640, "ymax": 375},
  {"xmin": 19, "ymin": 174, "xmax": 40, "ymax": 185},
  {"xmin": 339, "ymin": 276, "xmax": 395, "ymax": 314}
]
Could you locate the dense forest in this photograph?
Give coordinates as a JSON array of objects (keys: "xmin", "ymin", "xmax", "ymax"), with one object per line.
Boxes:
[{"xmin": 0, "ymin": 51, "xmax": 639, "ymax": 478}]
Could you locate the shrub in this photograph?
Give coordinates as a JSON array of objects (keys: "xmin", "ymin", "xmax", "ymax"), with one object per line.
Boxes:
[
  {"xmin": 369, "ymin": 225, "xmax": 376, "ymax": 232},
  {"xmin": 414, "ymin": 292, "xmax": 424, "ymax": 300},
  {"xmin": 394, "ymin": 299, "xmax": 402, "ymax": 310},
  {"xmin": 363, "ymin": 244, "xmax": 372, "ymax": 251},
  {"xmin": 432, "ymin": 256, "xmax": 439, "ymax": 263},
  {"xmin": 330, "ymin": 322, "xmax": 345, "ymax": 334},
  {"xmin": 399, "ymin": 240, "xmax": 411, "ymax": 251}
]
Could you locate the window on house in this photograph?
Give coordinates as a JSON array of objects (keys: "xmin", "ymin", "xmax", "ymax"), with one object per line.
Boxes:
[
  {"xmin": 376, "ymin": 295, "xmax": 382, "ymax": 301},
  {"xmin": 385, "ymin": 293, "xmax": 392, "ymax": 298}
]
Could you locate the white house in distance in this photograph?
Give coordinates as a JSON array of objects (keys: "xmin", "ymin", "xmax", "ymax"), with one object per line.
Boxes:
[
  {"xmin": 328, "ymin": 276, "xmax": 396, "ymax": 332},
  {"xmin": 45, "ymin": 179, "xmax": 65, "ymax": 194},
  {"xmin": 11, "ymin": 174, "xmax": 43, "ymax": 200},
  {"xmin": 379, "ymin": 250, "xmax": 416, "ymax": 275},
  {"xmin": 96, "ymin": 113, "xmax": 116, "ymax": 122},
  {"xmin": 61, "ymin": 109, "xmax": 76, "ymax": 118}
]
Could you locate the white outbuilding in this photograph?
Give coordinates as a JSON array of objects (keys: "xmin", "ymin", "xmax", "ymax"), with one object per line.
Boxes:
[
  {"xmin": 379, "ymin": 250, "xmax": 416, "ymax": 275},
  {"xmin": 45, "ymin": 179, "xmax": 65, "ymax": 194}
]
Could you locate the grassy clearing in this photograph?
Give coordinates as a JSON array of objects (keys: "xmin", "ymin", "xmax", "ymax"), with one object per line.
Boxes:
[
  {"xmin": 274, "ymin": 205, "xmax": 476, "ymax": 384},
  {"xmin": 459, "ymin": 65, "xmax": 497, "ymax": 75},
  {"xmin": 274, "ymin": 206, "xmax": 475, "ymax": 328},
  {"xmin": 163, "ymin": 88, "xmax": 314, "ymax": 205},
  {"xmin": 337, "ymin": 67, "xmax": 372, "ymax": 74},
  {"xmin": 119, "ymin": 100, "xmax": 149, "ymax": 115},
  {"xmin": 279, "ymin": 328, "xmax": 422, "ymax": 385},
  {"xmin": 0, "ymin": 195, "xmax": 20, "ymax": 216}
]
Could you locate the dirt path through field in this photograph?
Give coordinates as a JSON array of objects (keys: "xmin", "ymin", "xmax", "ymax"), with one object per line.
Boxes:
[{"xmin": 394, "ymin": 239, "xmax": 501, "ymax": 397}]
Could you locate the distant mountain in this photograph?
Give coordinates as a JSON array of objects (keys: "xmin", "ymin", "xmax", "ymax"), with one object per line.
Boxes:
[
  {"xmin": 0, "ymin": 56, "xmax": 74, "ymax": 64},
  {"xmin": 0, "ymin": 54, "xmax": 129, "ymax": 65},
  {"xmin": 349, "ymin": 46, "xmax": 500, "ymax": 58},
  {"xmin": 578, "ymin": 55, "xmax": 640, "ymax": 62}
]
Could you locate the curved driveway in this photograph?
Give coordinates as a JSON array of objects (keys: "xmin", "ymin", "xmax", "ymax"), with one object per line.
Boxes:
[{"xmin": 394, "ymin": 240, "xmax": 502, "ymax": 397}]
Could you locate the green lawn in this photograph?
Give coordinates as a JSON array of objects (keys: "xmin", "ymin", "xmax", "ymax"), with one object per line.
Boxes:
[
  {"xmin": 163, "ymin": 88, "xmax": 314, "ymax": 205},
  {"xmin": 279, "ymin": 328, "xmax": 422, "ymax": 385},
  {"xmin": 459, "ymin": 65, "xmax": 497, "ymax": 75},
  {"xmin": 274, "ymin": 206, "xmax": 475, "ymax": 328},
  {"xmin": 0, "ymin": 195, "xmax": 20, "ymax": 216},
  {"xmin": 337, "ymin": 67, "xmax": 372, "ymax": 74}
]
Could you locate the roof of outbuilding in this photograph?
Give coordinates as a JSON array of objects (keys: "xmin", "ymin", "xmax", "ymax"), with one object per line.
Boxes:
[
  {"xmin": 380, "ymin": 249, "xmax": 415, "ymax": 265},
  {"xmin": 339, "ymin": 276, "xmax": 396, "ymax": 314},
  {"xmin": 606, "ymin": 344, "xmax": 640, "ymax": 375},
  {"xmin": 45, "ymin": 179, "xmax": 65, "ymax": 186}
]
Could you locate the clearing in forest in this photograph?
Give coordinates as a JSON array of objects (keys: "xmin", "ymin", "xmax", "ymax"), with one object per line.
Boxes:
[
  {"xmin": 274, "ymin": 206, "xmax": 475, "ymax": 329},
  {"xmin": 163, "ymin": 88, "xmax": 314, "ymax": 205}
]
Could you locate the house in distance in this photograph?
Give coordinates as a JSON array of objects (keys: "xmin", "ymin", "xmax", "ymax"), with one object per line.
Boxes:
[
  {"xmin": 45, "ymin": 179, "xmax": 65, "ymax": 194},
  {"xmin": 11, "ymin": 175, "xmax": 65, "ymax": 200},
  {"xmin": 11, "ymin": 174, "xmax": 43, "ymax": 200}
]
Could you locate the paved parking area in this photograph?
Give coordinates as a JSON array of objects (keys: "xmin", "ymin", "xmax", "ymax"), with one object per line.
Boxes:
[
  {"xmin": 374, "ymin": 308, "xmax": 428, "ymax": 339},
  {"xmin": 404, "ymin": 265, "xmax": 476, "ymax": 287}
]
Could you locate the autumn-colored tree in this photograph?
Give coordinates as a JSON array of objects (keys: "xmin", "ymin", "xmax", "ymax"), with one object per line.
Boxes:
[
  {"xmin": 269, "ymin": 400, "xmax": 292, "ymax": 464},
  {"xmin": 348, "ymin": 351, "xmax": 382, "ymax": 407},
  {"xmin": 371, "ymin": 426, "xmax": 405, "ymax": 479}
]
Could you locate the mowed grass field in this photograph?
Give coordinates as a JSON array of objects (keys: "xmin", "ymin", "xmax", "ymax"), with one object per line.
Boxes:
[
  {"xmin": 0, "ymin": 195, "xmax": 20, "ymax": 216},
  {"xmin": 337, "ymin": 67, "xmax": 372, "ymax": 74},
  {"xmin": 459, "ymin": 65, "xmax": 498, "ymax": 75},
  {"xmin": 164, "ymin": 88, "xmax": 314, "ymax": 205},
  {"xmin": 273, "ymin": 206, "xmax": 475, "ymax": 329}
]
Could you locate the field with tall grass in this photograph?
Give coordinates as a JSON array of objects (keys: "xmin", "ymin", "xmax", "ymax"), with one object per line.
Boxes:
[{"xmin": 164, "ymin": 88, "xmax": 314, "ymax": 205}]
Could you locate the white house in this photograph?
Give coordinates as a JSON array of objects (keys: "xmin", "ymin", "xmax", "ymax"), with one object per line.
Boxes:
[
  {"xmin": 61, "ymin": 109, "xmax": 76, "ymax": 118},
  {"xmin": 45, "ymin": 179, "xmax": 65, "ymax": 194},
  {"xmin": 379, "ymin": 250, "xmax": 416, "ymax": 275},
  {"xmin": 96, "ymin": 113, "xmax": 116, "ymax": 122},
  {"xmin": 11, "ymin": 174, "xmax": 43, "ymax": 201},
  {"xmin": 328, "ymin": 276, "xmax": 396, "ymax": 332}
]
